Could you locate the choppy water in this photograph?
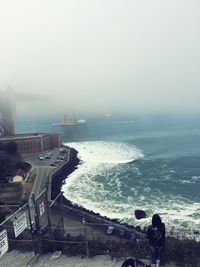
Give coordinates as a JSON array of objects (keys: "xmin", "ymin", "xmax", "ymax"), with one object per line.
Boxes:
[{"xmin": 17, "ymin": 115, "xmax": 200, "ymax": 232}]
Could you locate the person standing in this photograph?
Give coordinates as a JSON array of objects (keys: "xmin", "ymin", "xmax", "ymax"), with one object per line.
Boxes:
[{"xmin": 146, "ymin": 214, "xmax": 165, "ymax": 267}]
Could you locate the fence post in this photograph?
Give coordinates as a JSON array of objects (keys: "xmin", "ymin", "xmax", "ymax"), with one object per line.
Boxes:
[
  {"xmin": 32, "ymin": 193, "xmax": 42, "ymax": 254},
  {"xmin": 45, "ymin": 189, "xmax": 52, "ymax": 236},
  {"xmin": 27, "ymin": 204, "xmax": 37, "ymax": 255},
  {"xmin": 84, "ymin": 227, "xmax": 89, "ymax": 257},
  {"xmin": 60, "ymin": 193, "xmax": 64, "ymax": 237}
]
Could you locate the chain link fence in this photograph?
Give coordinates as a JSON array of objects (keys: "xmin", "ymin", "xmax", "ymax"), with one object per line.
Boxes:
[
  {"xmin": 0, "ymin": 190, "xmax": 199, "ymax": 263},
  {"xmin": 0, "ymin": 201, "xmax": 34, "ymax": 264}
]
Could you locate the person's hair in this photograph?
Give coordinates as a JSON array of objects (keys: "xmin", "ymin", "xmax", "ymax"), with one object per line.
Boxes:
[
  {"xmin": 152, "ymin": 214, "xmax": 162, "ymax": 227},
  {"xmin": 121, "ymin": 258, "xmax": 149, "ymax": 267},
  {"xmin": 121, "ymin": 258, "xmax": 135, "ymax": 267}
]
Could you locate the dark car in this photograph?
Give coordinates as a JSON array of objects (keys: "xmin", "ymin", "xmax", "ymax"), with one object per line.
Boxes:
[
  {"xmin": 58, "ymin": 154, "xmax": 65, "ymax": 160},
  {"xmin": 45, "ymin": 152, "xmax": 52, "ymax": 159}
]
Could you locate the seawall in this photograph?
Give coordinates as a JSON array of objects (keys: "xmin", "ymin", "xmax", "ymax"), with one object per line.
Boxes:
[{"xmin": 50, "ymin": 147, "xmax": 80, "ymax": 200}]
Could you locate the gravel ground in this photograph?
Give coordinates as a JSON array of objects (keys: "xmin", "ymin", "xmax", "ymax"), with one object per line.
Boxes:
[{"xmin": 0, "ymin": 251, "xmax": 177, "ymax": 267}]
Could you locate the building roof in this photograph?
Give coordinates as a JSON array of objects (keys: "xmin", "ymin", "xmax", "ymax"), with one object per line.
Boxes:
[{"xmin": 0, "ymin": 132, "xmax": 59, "ymax": 141}]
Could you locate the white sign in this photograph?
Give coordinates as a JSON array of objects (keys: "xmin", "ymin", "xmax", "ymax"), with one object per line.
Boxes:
[
  {"xmin": 39, "ymin": 201, "xmax": 45, "ymax": 216},
  {"xmin": 13, "ymin": 213, "xmax": 28, "ymax": 238},
  {"xmin": 0, "ymin": 229, "xmax": 8, "ymax": 257}
]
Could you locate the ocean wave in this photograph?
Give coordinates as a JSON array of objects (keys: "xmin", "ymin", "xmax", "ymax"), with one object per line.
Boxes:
[
  {"xmin": 64, "ymin": 141, "xmax": 143, "ymax": 164},
  {"xmin": 62, "ymin": 141, "xmax": 200, "ymax": 233},
  {"xmin": 62, "ymin": 141, "xmax": 143, "ymax": 189},
  {"xmin": 191, "ymin": 175, "xmax": 200, "ymax": 181},
  {"xmin": 63, "ymin": 171, "xmax": 200, "ymax": 233},
  {"xmin": 62, "ymin": 141, "xmax": 143, "ymax": 214}
]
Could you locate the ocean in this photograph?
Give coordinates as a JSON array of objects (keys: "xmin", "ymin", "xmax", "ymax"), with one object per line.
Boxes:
[{"xmin": 17, "ymin": 114, "xmax": 200, "ymax": 233}]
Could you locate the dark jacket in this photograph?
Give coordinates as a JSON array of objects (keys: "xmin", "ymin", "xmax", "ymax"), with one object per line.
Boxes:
[{"xmin": 146, "ymin": 223, "xmax": 165, "ymax": 247}]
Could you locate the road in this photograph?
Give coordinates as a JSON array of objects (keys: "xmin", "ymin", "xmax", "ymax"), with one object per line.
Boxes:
[
  {"xmin": 25, "ymin": 147, "xmax": 70, "ymax": 227},
  {"xmin": 31, "ymin": 167, "xmax": 52, "ymax": 197},
  {"xmin": 26, "ymin": 147, "xmax": 70, "ymax": 199}
]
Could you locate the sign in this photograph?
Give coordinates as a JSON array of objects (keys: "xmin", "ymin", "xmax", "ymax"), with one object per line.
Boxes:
[
  {"xmin": 0, "ymin": 229, "xmax": 8, "ymax": 257},
  {"xmin": 39, "ymin": 201, "xmax": 45, "ymax": 216},
  {"xmin": 13, "ymin": 213, "xmax": 28, "ymax": 238}
]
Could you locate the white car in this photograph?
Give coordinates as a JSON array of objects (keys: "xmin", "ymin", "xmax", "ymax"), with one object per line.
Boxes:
[
  {"xmin": 106, "ymin": 225, "xmax": 114, "ymax": 235},
  {"xmin": 39, "ymin": 155, "xmax": 45, "ymax": 160}
]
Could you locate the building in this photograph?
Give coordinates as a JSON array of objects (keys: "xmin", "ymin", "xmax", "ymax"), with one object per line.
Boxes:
[
  {"xmin": 0, "ymin": 133, "xmax": 61, "ymax": 154},
  {"xmin": 0, "ymin": 88, "xmax": 16, "ymax": 136}
]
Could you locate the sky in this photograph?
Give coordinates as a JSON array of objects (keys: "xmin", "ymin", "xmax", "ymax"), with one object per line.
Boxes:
[{"xmin": 0, "ymin": 0, "xmax": 200, "ymax": 116}]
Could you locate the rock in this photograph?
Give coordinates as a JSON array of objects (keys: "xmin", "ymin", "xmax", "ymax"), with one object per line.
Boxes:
[
  {"xmin": 51, "ymin": 251, "xmax": 62, "ymax": 260},
  {"xmin": 135, "ymin": 209, "xmax": 146, "ymax": 219}
]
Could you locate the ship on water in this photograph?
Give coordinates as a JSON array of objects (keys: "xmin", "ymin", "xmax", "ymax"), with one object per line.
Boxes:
[{"xmin": 53, "ymin": 114, "xmax": 86, "ymax": 126}]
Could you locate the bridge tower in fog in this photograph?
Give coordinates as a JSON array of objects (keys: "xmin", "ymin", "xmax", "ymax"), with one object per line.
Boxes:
[{"xmin": 0, "ymin": 87, "xmax": 16, "ymax": 136}]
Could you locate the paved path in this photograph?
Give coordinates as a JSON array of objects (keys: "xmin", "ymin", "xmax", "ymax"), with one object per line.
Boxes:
[{"xmin": 28, "ymin": 147, "xmax": 70, "ymax": 199}]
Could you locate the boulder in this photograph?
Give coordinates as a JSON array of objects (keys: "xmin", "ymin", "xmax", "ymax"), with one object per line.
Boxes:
[
  {"xmin": 51, "ymin": 251, "xmax": 62, "ymax": 260},
  {"xmin": 135, "ymin": 209, "xmax": 146, "ymax": 220}
]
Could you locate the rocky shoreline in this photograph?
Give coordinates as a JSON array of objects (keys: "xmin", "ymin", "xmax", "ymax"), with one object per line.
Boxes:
[
  {"xmin": 50, "ymin": 147, "xmax": 200, "ymax": 266},
  {"xmin": 51, "ymin": 147, "xmax": 144, "ymax": 233}
]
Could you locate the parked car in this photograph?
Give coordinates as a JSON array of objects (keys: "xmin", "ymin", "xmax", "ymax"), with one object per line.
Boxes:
[
  {"xmin": 39, "ymin": 154, "xmax": 45, "ymax": 160},
  {"xmin": 59, "ymin": 147, "xmax": 67, "ymax": 153},
  {"xmin": 58, "ymin": 154, "xmax": 65, "ymax": 160},
  {"xmin": 106, "ymin": 225, "xmax": 114, "ymax": 235},
  {"xmin": 45, "ymin": 152, "xmax": 52, "ymax": 159}
]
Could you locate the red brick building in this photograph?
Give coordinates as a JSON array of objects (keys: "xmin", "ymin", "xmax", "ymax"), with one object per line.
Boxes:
[{"xmin": 0, "ymin": 133, "xmax": 61, "ymax": 154}]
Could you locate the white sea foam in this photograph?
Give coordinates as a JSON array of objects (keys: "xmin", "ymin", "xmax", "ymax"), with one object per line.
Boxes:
[
  {"xmin": 191, "ymin": 175, "xmax": 200, "ymax": 181},
  {"xmin": 180, "ymin": 179, "xmax": 195, "ymax": 184},
  {"xmin": 62, "ymin": 141, "xmax": 143, "ymax": 189},
  {"xmin": 62, "ymin": 141, "xmax": 200, "ymax": 235},
  {"xmin": 67, "ymin": 141, "xmax": 143, "ymax": 164},
  {"xmin": 62, "ymin": 141, "xmax": 143, "ymax": 215}
]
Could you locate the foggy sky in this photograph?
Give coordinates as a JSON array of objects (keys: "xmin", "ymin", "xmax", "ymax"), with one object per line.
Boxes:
[{"xmin": 0, "ymin": 0, "xmax": 200, "ymax": 115}]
